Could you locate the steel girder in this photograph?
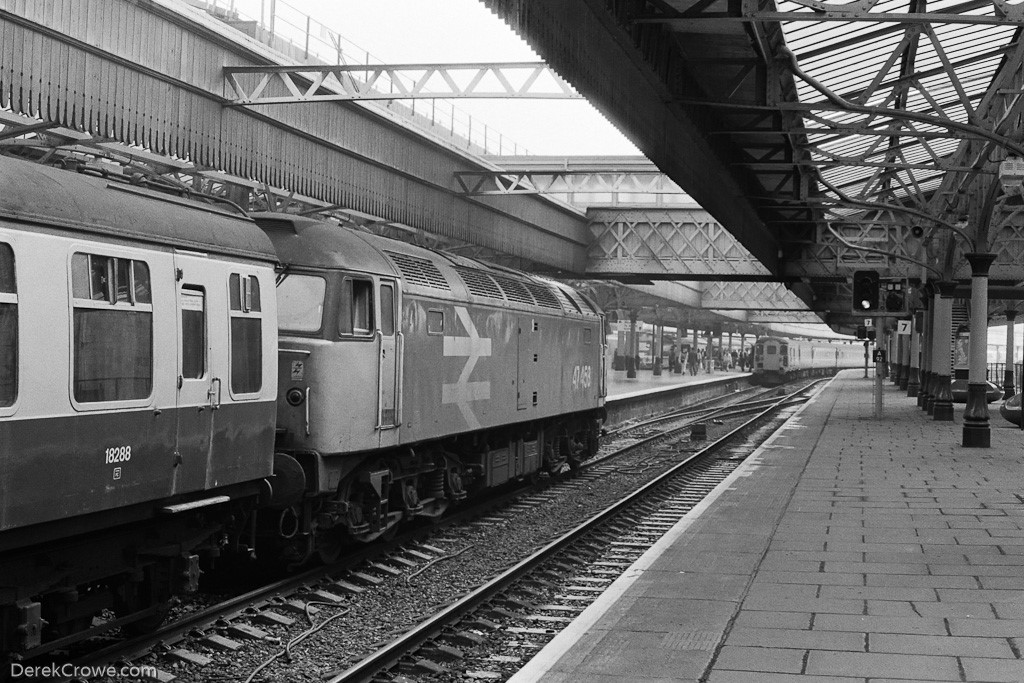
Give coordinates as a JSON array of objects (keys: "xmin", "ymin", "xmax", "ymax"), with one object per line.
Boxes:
[
  {"xmin": 587, "ymin": 208, "xmax": 773, "ymax": 278},
  {"xmin": 224, "ymin": 62, "xmax": 581, "ymax": 105},
  {"xmin": 454, "ymin": 169, "xmax": 691, "ymax": 198}
]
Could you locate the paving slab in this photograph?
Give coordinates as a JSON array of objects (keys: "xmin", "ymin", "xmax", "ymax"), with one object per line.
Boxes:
[{"xmin": 507, "ymin": 372, "xmax": 1024, "ymax": 682}]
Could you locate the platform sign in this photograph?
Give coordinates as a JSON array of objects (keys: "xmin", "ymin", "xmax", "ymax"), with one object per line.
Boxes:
[
  {"xmin": 864, "ymin": 318, "xmax": 874, "ymax": 327},
  {"xmin": 873, "ymin": 349, "xmax": 887, "ymax": 363},
  {"xmin": 897, "ymin": 320, "xmax": 911, "ymax": 336}
]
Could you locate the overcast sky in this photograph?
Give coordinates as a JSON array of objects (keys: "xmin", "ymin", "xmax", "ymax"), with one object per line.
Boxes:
[{"xmin": 233, "ymin": 0, "xmax": 641, "ymax": 156}]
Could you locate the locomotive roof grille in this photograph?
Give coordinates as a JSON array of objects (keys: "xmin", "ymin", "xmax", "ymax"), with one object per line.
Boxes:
[
  {"xmin": 549, "ymin": 286, "xmax": 578, "ymax": 313},
  {"xmin": 491, "ymin": 274, "xmax": 536, "ymax": 306},
  {"xmin": 576, "ymin": 294, "xmax": 599, "ymax": 315},
  {"xmin": 524, "ymin": 282, "xmax": 561, "ymax": 310},
  {"xmin": 454, "ymin": 266, "xmax": 503, "ymax": 300},
  {"xmin": 384, "ymin": 251, "xmax": 450, "ymax": 291}
]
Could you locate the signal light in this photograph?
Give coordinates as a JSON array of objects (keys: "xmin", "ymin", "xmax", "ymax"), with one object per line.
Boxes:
[
  {"xmin": 856, "ymin": 325, "xmax": 867, "ymax": 340},
  {"xmin": 852, "ymin": 270, "xmax": 880, "ymax": 312},
  {"xmin": 884, "ymin": 280, "xmax": 906, "ymax": 314}
]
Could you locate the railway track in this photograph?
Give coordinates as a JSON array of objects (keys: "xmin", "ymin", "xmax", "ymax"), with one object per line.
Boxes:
[
  {"xmin": 323, "ymin": 379, "xmax": 824, "ymax": 683},
  {"xmin": 42, "ymin": 379, "xmax": 824, "ymax": 682}
]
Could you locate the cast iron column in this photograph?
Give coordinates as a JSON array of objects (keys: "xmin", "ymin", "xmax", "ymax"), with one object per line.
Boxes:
[
  {"xmin": 963, "ymin": 253, "xmax": 996, "ymax": 447},
  {"xmin": 1004, "ymin": 310, "xmax": 1016, "ymax": 400},
  {"xmin": 676, "ymin": 318, "xmax": 685, "ymax": 374},
  {"xmin": 907, "ymin": 309, "xmax": 921, "ymax": 398},
  {"xmin": 932, "ymin": 282, "xmax": 956, "ymax": 421},
  {"xmin": 921, "ymin": 285, "xmax": 935, "ymax": 410},
  {"xmin": 627, "ymin": 310, "xmax": 637, "ymax": 378},
  {"xmin": 894, "ymin": 328, "xmax": 905, "ymax": 387}
]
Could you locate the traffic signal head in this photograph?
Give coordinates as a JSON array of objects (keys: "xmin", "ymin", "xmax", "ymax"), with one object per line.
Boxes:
[
  {"xmin": 852, "ymin": 270, "xmax": 880, "ymax": 312},
  {"xmin": 856, "ymin": 325, "xmax": 867, "ymax": 340}
]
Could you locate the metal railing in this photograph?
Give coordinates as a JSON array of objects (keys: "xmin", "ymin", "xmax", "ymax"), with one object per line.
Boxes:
[
  {"xmin": 192, "ymin": 0, "xmax": 528, "ymax": 156},
  {"xmin": 986, "ymin": 362, "xmax": 1021, "ymax": 394}
]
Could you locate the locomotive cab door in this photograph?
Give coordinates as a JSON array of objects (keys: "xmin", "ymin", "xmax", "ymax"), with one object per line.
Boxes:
[
  {"xmin": 376, "ymin": 279, "xmax": 401, "ymax": 441},
  {"xmin": 171, "ymin": 252, "xmax": 222, "ymax": 490}
]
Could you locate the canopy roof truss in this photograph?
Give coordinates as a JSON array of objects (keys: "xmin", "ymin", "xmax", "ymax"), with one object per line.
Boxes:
[
  {"xmin": 479, "ymin": 0, "xmax": 1024, "ymax": 331},
  {"xmin": 639, "ymin": 0, "xmax": 1024, "ymax": 300}
]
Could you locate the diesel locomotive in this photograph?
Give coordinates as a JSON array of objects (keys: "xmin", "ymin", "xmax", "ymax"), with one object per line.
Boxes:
[
  {"xmin": 751, "ymin": 335, "xmax": 863, "ymax": 385},
  {"xmin": 0, "ymin": 155, "xmax": 605, "ymax": 654},
  {"xmin": 255, "ymin": 213, "xmax": 606, "ymax": 562}
]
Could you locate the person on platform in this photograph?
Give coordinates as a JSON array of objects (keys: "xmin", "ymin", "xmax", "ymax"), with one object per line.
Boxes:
[
  {"xmin": 668, "ymin": 345, "xmax": 678, "ymax": 373},
  {"xmin": 687, "ymin": 347, "xmax": 698, "ymax": 376}
]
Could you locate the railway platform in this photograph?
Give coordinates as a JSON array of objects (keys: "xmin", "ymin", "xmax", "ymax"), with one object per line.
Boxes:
[
  {"xmin": 605, "ymin": 370, "xmax": 751, "ymax": 426},
  {"xmin": 511, "ymin": 369, "xmax": 1024, "ymax": 682},
  {"xmin": 606, "ymin": 368, "xmax": 750, "ymax": 400}
]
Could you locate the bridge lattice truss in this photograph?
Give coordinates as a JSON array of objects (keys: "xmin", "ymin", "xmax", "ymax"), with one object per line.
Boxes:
[{"xmin": 224, "ymin": 62, "xmax": 581, "ymax": 105}]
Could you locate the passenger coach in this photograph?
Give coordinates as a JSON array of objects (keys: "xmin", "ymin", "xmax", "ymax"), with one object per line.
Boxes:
[{"xmin": 0, "ymin": 156, "xmax": 278, "ymax": 653}]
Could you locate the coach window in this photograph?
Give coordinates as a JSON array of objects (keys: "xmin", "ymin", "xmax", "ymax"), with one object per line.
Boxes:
[
  {"xmin": 71, "ymin": 253, "xmax": 153, "ymax": 403},
  {"xmin": 0, "ymin": 243, "xmax": 16, "ymax": 407},
  {"xmin": 181, "ymin": 287, "xmax": 206, "ymax": 379},
  {"xmin": 338, "ymin": 277, "xmax": 374, "ymax": 337},
  {"xmin": 229, "ymin": 273, "xmax": 262, "ymax": 395}
]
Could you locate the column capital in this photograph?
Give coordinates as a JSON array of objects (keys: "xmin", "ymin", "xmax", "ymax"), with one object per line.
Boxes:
[
  {"xmin": 1006, "ymin": 310, "xmax": 1018, "ymax": 323},
  {"xmin": 965, "ymin": 252, "xmax": 997, "ymax": 276}
]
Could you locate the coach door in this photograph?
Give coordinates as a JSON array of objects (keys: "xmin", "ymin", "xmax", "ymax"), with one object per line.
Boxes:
[
  {"xmin": 172, "ymin": 253, "xmax": 221, "ymax": 489},
  {"xmin": 377, "ymin": 279, "xmax": 401, "ymax": 439}
]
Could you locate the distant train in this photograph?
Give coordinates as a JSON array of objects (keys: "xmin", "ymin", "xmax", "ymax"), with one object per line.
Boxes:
[
  {"xmin": 751, "ymin": 336, "xmax": 863, "ymax": 386},
  {"xmin": 0, "ymin": 154, "xmax": 605, "ymax": 654}
]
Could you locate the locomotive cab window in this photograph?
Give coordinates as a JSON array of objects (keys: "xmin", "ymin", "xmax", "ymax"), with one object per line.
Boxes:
[
  {"xmin": 71, "ymin": 253, "xmax": 153, "ymax": 403},
  {"xmin": 229, "ymin": 273, "xmax": 262, "ymax": 395},
  {"xmin": 338, "ymin": 277, "xmax": 374, "ymax": 337},
  {"xmin": 0, "ymin": 243, "xmax": 17, "ymax": 407},
  {"xmin": 277, "ymin": 273, "xmax": 326, "ymax": 333}
]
